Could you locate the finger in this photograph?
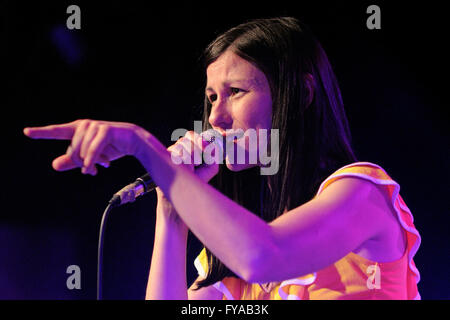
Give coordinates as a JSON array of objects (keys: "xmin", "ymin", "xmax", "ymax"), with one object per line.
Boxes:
[
  {"xmin": 189, "ymin": 131, "xmax": 206, "ymax": 150},
  {"xmin": 181, "ymin": 132, "xmax": 203, "ymax": 165},
  {"xmin": 97, "ymin": 156, "xmax": 110, "ymax": 168},
  {"xmin": 82, "ymin": 155, "xmax": 111, "ymax": 175},
  {"xmin": 52, "ymin": 154, "xmax": 79, "ymax": 171},
  {"xmin": 194, "ymin": 131, "xmax": 213, "ymax": 160},
  {"xmin": 83, "ymin": 165, "xmax": 98, "ymax": 176},
  {"xmin": 167, "ymin": 144, "xmax": 184, "ymax": 165},
  {"xmin": 83, "ymin": 125, "xmax": 109, "ymax": 172},
  {"xmin": 53, "ymin": 153, "xmax": 110, "ymax": 172},
  {"xmin": 80, "ymin": 123, "xmax": 99, "ymax": 161},
  {"xmin": 177, "ymin": 139, "xmax": 195, "ymax": 165},
  {"xmin": 179, "ymin": 144, "xmax": 195, "ymax": 168},
  {"xmin": 67, "ymin": 120, "xmax": 91, "ymax": 167},
  {"xmin": 173, "ymin": 141, "xmax": 193, "ymax": 166},
  {"xmin": 23, "ymin": 120, "xmax": 79, "ymax": 140}
]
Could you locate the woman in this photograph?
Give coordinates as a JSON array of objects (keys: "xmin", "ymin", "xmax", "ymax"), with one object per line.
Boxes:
[{"xmin": 23, "ymin": 17, "xmax": 421, "ymax": 300}]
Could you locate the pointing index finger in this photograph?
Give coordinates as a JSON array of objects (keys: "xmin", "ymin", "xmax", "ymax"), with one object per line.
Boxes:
[{"xmin": 23, "ymin": 121, "xmax": 79, "ymax": 140}]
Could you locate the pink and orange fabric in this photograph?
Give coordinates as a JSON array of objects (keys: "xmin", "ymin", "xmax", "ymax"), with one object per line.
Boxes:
[{"xmin": 194, "ymin": 162, "xmax": 421, "ymax": 300}]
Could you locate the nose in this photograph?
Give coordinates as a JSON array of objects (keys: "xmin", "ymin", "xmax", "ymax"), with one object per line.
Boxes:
[{"xmin": 208, "ymin": 97, "xmax": 232, "ymax": 131}]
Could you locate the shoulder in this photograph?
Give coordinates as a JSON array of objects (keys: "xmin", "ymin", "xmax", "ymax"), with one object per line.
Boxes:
[
  {"xmin": 317, "ymin": 162, "xmax": 398, "ymax": 225},
  {"xmin": 316, "ymin": 162, "xmax": 396, "ymax": 206},
  {"xmin": 317, "ymin": 174, "xmax": 383, "ymax": 203},
  {"xmin": 317, "ymin": 175, "xmax": 388, "ymax": 232},
  {"xmin": 266, "ymin": 170, "xmax": 395, "ymax": 278},
  {"xmin": 263, "ymin": 162, "xmax": 408, "ymax": 279},
  {"xmin": 315, "ymin": 163, "xmax": 406, "ymax": 260}
]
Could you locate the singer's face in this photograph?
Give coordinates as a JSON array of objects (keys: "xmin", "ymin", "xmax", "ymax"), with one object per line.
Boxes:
[{"xmin": 206, "ymin": 50, "xmax": 272, "ymax": 172}]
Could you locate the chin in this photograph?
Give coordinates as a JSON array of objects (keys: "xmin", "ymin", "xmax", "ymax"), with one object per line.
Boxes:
[{"xmin": 225, "ymin": 162, "xmax": 257, "ymax": 172}]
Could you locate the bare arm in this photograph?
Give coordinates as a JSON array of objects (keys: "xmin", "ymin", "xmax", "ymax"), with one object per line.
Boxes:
[
  {"xmin": 137, "ymin": 132, "xmax": 386, "ymax": 284},
  {"xmin": 146, "ymin": 188, "xmax": 224, "ymax": 300},
  {"xmin": 145, "ymin": 189, "xmax": 189, "ymax": 300},
  {"xmin": 24, "ymin": 120, "xmax": 387, "ymax": 287},
  {"xmin": 136, "ymin": 132, "xmax": 275, "ymax": 283}
]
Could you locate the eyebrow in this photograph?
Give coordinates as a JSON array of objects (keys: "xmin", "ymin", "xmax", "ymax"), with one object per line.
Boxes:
[{"xmin": 205, "ymin": 78, "xmax": 262, "ymax": 93}]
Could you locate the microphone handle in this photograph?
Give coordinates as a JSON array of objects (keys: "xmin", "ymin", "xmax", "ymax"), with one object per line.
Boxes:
[
  {"xmin": 108, "ymin": 173, "xmax": 153, "ymax": 207},
  {"xmin": 109, "ymin": 164, "xmax": 209, "ymax": 207}
]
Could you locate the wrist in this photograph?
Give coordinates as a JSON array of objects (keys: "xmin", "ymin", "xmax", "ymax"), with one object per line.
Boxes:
[
  {"xmin": 134, "ymin": 129, "xmax": 179, "ymax": 201},
  {"xmin": 133, "ymin": 126, "xmax": 153, "ymax": 160},
  {"xmin": 156, "ymin": 212, "xmax": 189, "ymax": 237}
]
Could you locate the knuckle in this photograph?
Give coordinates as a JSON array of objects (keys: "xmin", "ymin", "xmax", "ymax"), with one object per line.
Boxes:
[
  {"xmin": 171, "ymin": 143, "xmax": 183, "ymax": 153},
  {"xmin": 85, "ymin": 147, "xmax": 96, "ymax": 160},
  {"xmin": 185, "ymin": 131, "xmax": 195, "ymax": 139},
  {"xmin": 82, "ymin": 119, "xmax": 95, "ymax": 127},
  {"xmin": 69, "ymin": 152, "xmax": 82, "ymax": 164},
  {"xmin": 100, "ymin": 124, "xmax": 110, "ymax": 136},
  {"xmin": 75, "ymin": 119, "xmax": 89, "ymax": 130},
  {"xmin": 176, "ymin": 136, "xmax": 186, "ymax": 144},
  {"xmin": 98, "ymin": 123, "xmax": 107, "ymax": 133}
]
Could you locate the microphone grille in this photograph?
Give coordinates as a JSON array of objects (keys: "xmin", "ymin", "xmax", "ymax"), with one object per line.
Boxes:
[{"xmin": 201, "ymin": 129, "xmax": 224, "ymax": 152}]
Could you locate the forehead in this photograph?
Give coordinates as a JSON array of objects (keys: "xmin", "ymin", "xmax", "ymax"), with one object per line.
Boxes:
[{"xmin": 206, "ymin": 50, "xmax": 266, "ymax": 88}]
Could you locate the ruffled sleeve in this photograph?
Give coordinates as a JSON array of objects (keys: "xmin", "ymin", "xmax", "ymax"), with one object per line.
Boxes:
[{"xmin": 314, "ymin": 161, "xmax": 422, "ymax": 299}]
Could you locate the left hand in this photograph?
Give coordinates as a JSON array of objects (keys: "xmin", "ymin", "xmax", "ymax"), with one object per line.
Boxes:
[
  {"xmin": 168, "ymin": 130, "xmax": 219, "ymax": 183},
  {"xmin": 23, "ymin": 119, "xmax": 147, "ymax": 175}
]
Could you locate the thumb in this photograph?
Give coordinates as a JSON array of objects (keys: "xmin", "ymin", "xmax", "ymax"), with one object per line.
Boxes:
[
  {"xmin": 52, "ymin": 154, "xmax": 78, "ymax": 171},
  {"xmin": 52, "ymin": 154, "xmax": 110, "ymax": 171}
]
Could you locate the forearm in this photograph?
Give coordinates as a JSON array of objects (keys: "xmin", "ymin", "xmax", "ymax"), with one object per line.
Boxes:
[
  {"xmin": 146, "ymin": 213, "xmax": 188, "ymax": 300},
  {"xmin": 137, "ymin": 132, "xmax": 276, "ymax": 282}
]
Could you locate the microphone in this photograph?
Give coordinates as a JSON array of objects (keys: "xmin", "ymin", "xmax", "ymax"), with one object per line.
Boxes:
[
  {"xmin": 108, "ymin": 173, "xmax": 155, "ymax": 207},
  {"xmin": 108, "ymin": 129, "xmax": 224, "ymax": 207}
]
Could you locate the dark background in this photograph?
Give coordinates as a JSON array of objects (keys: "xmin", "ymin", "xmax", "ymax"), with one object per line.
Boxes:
[{"xmin": 1, "ymin": 1, "xmax": 448, "ymax": 299}]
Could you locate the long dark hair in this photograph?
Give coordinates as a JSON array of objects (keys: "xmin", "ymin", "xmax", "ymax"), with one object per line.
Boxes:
[{"xmin": 194, "ymin": 17, "xmax": 357, "ymax": 289}]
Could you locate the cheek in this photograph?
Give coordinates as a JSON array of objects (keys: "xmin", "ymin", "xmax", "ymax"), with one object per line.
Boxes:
[
  {"xmin": 260, "ymin": 99, "xmax": 272, "ymax": 129},
  {"xmin": 237, "ymin": 95, "xmax": 272, "ymax": 130}
]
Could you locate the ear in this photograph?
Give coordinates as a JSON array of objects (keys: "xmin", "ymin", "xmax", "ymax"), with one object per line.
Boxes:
[{"xmin": 303, "ymin": 73, "xmax": 315, "ymax": 109}]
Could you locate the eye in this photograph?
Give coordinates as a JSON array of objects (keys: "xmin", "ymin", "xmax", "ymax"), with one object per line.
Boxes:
[
  {"xmin": 230, "ymin": 87, "xmax": 243, "ymax": 95},
  {"xmin": 208, "ymin": 94, "xmax": 217, "ymax": 103}
]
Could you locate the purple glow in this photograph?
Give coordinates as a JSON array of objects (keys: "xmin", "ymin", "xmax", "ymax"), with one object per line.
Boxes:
[{"xmin": 50, "ymin": 25, "xmax": 84, "ymax": 66}]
